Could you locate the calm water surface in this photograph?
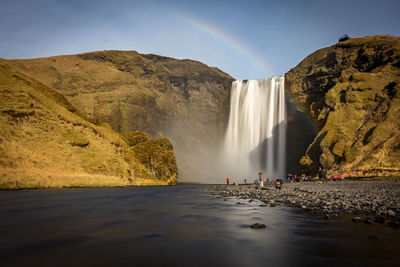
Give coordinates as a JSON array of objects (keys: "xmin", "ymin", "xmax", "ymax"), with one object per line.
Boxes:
[{"xmin": 0, "ymin": 185, "xmax": 399, "ymax": 267}]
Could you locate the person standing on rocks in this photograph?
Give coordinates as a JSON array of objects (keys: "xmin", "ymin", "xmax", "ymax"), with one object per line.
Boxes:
[
  {"xmin": 226, "ymin": 177, "xmax": 230, "ymax": 185},
  {"xmin": 274, "ymin": 179, "xmax": 282, "ymax": 190},
  {"xmin": 318, "ymin": 167, "xmax": 323, "ymax": 180}
]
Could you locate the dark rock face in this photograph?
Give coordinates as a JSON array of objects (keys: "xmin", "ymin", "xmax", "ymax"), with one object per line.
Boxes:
[
  {"xmin": 9, "ymin": 51, "xmax": 234, "ymax": 180},
  {"xmin": 285, "ymin": 35, "xmax": 400, "ymax": 176},
  {"xmin": 285, "ymin": 96, "xmax": 318, "ymax": 174},
  {"xmin": 74, "ymin": 51, "xmax": 233, "ymax": 144}
]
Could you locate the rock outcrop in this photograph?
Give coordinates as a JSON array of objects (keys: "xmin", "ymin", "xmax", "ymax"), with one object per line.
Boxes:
[
  {"xmin": 0, "ymin": 59, "xmax": 177, "ymax": 188},
  {"xmin": 285, "ymin": 35, "xmax": 400, "ymax": 176},
  {"xmin": 123, "ymin": 131, "xmax": 177, "ymax": 185},
  {"xmin": 8, "ymin": 51, "xmax": 234, "ymax": 180}
]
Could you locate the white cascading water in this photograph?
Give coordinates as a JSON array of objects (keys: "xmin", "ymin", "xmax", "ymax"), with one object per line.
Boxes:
[{"xmin": 224, "ymin": 77, "xmax": 286, "ymax": 179}]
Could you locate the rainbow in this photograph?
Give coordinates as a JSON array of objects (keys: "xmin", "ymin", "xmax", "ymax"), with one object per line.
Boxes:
[{"xmin": 178, "ymin": 13, "xmax": 273, "ymax": 77}]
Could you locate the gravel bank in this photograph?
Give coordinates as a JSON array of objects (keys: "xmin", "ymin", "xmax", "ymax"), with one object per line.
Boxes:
[{"xmin": 211, "ymin": 181, "xmax": 400, "ymax": 228}]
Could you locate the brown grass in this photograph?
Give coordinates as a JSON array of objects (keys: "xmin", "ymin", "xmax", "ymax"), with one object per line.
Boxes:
[
  {"xmin": 6, "ymin": 51, "xmax": 233, "ymax": 181},
  {"xmin": 0, "ymin": 59, "xmax": 175, "ymax": 189}
]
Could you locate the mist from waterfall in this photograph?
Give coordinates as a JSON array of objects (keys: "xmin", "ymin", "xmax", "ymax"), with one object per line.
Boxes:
[{"xmin": 224, "ymin": 77, "xmax": 286, "ymax": 180}]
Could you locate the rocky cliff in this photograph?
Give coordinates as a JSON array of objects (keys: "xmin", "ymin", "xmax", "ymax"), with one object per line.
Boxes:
[
  {"xmin": 0, "ymin": 60, "xmax": 177, "ymax": 188},
  {"xmin": 285, "ymin": 35, "xmax": 400, "ymax": 177},
  {"xmin": 8, "ymin": 51, "xmax": 234, "ymax": 180}
]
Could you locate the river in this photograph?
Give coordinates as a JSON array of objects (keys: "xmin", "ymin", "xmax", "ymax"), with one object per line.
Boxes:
[{"xmin": 0, "ymin": 185, "xmax": 399, "ymax": 266}]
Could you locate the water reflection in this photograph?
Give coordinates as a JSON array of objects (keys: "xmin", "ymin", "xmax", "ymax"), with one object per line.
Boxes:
[{"xmin": 0, "ymin": 185, "xmax": 399, "ymax": 267}]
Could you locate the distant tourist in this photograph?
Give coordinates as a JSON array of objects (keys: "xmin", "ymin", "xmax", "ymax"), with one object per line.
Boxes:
[
  {"xmin": 274, "ymin": 179, "xmax": 282, "ymax": 190},
  {"xmin": 244, "ymin": 179, "xmax": 247, "ymax": 184},
  {"xmin": 287, "ymin": 173, "xmax": 293, "ymax": 183},
  {"xmin": 318, "ymin": 167, "xmax": 323, "ymax": 180},
  {"xmin": 226, "ymin": 177, "xmax": 230, "ymax": 185}
]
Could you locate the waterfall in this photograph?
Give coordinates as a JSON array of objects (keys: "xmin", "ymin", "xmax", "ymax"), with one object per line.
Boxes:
[{"xmin": 224, "ymin": 77, "xmax": 286, "ymax": 179}]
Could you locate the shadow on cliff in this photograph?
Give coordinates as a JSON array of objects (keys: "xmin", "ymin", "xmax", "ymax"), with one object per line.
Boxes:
[{"xmin": 285, "ymin": 95, "xmax": 318, "ymax": 174}]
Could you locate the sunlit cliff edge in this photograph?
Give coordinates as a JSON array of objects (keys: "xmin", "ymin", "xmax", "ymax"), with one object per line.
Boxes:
[{"xmin": 286, "ymin": 35, "xmax": 400, "ymax": 177}]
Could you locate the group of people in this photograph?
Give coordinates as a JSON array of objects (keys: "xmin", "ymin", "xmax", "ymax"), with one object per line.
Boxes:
[
  {"xmin": 286, "ymin": 173, "xmax": 316, "ymax": 182},
  {"xmin": 279, "ymin": 167, "xmax": 356, "ymax": 183},
  {"xmin": 225, "ymin": 167, "xmax": 357, "ymax": 188},
  {"xmin": 226, "ymin": 172, "xmax": 283, "ymax": 190}
]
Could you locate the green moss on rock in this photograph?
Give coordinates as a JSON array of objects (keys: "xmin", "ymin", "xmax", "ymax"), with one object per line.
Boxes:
[
  {"xmin": 123, "ymin": 131, "xmax": 177, "ymax": 185},
  {"xmin": 63, "ymin": 129, "xmax": 90, "ymax": 147},
  {"xmin": 122, "ymin": 131, "xmax": 149, "ymax": 146},
  {"xmin": 286, "ymin": 35, "xmax": 400, "ymax": 176}
]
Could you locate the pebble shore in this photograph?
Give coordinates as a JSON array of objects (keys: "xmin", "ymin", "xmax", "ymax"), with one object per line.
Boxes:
[{"xmin": 210, "ymin": 180, "xmax": 400, "ymax": 228}]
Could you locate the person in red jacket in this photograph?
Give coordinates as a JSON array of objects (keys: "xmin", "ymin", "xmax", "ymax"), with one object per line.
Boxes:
[{"xmin": 226, "ymin": 177, "xmax": 230, "ymax": 185}]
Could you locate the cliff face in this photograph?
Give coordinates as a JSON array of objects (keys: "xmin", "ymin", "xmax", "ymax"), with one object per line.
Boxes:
[
  {"xmin": 285, "ymin": 35, "xmax": 400, "ymax": 177},
  {"xmin": 8, "ymin": 51, "xmax": 234, "ymax": 180},
  {"xmin": 0, "ymin": 60, "xmax": 177, "ymax": 188}
]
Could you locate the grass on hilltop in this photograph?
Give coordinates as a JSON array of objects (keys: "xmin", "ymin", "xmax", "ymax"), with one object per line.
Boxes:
[{"xmin": 0, "ymin": 59, "xmax": 176, "ymax": 189}]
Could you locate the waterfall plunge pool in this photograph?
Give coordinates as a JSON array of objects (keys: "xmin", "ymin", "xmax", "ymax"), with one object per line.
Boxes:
[{"xmin": 0, "ymin": 185, "xmax": 399, "ymax": 267}]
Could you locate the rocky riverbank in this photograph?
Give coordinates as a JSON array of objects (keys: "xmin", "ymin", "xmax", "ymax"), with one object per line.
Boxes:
[{"xmin": 210, "ymin": 180, "xmax": 400, "ymax": 228}]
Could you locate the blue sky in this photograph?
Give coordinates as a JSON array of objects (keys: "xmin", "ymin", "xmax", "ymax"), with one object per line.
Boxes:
[{"xmin": 1, "ymin": 0, "xmax": 399, "ymax": 79}]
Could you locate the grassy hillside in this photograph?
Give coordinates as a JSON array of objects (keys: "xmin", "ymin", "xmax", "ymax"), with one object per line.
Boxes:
[
  {"xmin": 285, "ymin": 35, "xmax": 400, "ymax": 177},
  {"xmin": 0, "ymin": 60, "xmax": 177, "ymax": 189},
  {"xmin": 8, "ymin": 51, "xmax": 234, "ymax": 180}
]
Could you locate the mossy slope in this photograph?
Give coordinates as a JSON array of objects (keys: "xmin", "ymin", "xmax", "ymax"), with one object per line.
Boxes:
[
  {"xmin": 286, "ymin": 35, "xmax": 400, "ymax": 176},
  {"xmin": 7, "ymin": 51, "xmax": 234, "ymax": 180},
  {"xmin": 0, "ymin": 60, "xmax": 177, "ymax": 189}
]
